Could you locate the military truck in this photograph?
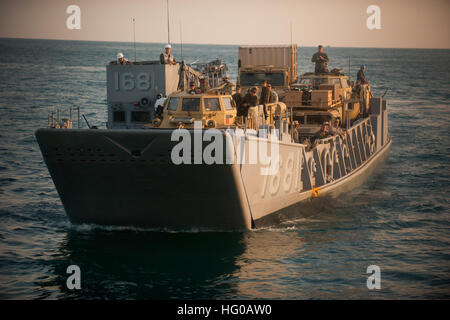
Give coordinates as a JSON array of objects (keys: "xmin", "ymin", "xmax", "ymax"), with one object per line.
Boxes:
[
  {"xmin": 237, "ymin": 45, "xmax": 298, "ymax": 98},
  {"xmin": 151, "ymin": 91, "xmax": 237, "ymax": 129},
  {"xmin": 285, "ymin": 71, "xmax": 373, "ymax": 138}
]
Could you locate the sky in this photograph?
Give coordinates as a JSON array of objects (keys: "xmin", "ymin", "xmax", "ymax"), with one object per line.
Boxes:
[{"xmin": 0, "ymin": 0, "xmax": 449, "ymax": 48}]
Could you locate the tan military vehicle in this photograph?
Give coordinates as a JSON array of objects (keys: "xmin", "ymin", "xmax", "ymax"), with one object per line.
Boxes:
[
  {"xmin": 285, "ymin": 71, "xmax": 373, "ymax": 137},
  {"xmin": 150, "ymin": 89, "xmax": 289, "ymax": 133},
  {"xmin": 150, "ymin": 91, "xmax": 237, "ymax": 129}
]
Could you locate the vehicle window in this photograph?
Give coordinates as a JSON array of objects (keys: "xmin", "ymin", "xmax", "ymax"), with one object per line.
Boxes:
[
  {"xmin": 341, "ymin": 79, "xmax": 349, "ymax": 88},
  {"xmin": 294, "ymin": 115, "xmax": 305, "ymax": 124},
  {"xmin": 312, "ymin": 78, "xmax": 328, "ymax": 88},
  {"xmin": 299, "ymin": 78, "xmax": 310, "ymax": 84},
  {"xmin": 240, "ymin": 72, "xmax": 284, "ymax": 87},
  {"xmin": 131, "ymin": 111, "xmax": 150, "ymax": 122},
  {"xmin": 222, "ymin": 97, "xmax": 234, "ymax": 110},
  {"xmin": 204, "ymin": 98, "xmax": 221, "ymax": 111},
  {"xmin": 167, "ymin": 97, "xmax": 180, "ymax": 111},
  {"xmin": 182, "ymin": 98, "xmax": 201, "ymax": 112},
  {"xmin": 306, "ymin": 114, "xmax": 330, "ymax": 125},
  {"xmin": 113, "ymin": 111, "xmax": 125, "ymax": 122}
]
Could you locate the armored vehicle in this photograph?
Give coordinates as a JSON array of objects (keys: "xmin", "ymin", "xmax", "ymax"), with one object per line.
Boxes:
[
  {"xmin": 285, "ymin": 71, "xmax": 373, "ymax": 138},
  {"xmin": 151, "ymin": 91, "xmax": 237, "ymax": 129}
]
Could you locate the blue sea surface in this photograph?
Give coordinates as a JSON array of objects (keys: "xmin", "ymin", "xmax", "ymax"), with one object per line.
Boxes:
[{"xmin": 0, "ymin": 38, "xmax": 449, "ymax": 299}]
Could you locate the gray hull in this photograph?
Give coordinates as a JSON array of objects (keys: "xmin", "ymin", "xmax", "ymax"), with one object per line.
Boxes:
[
  {"xmin": 35, "ymin": 128, "xmax": 253, "ymax": 230},
  {"xmin": 254, "ymin": 137, "xmax": 391, "ymax": 227},
  {"xmin": 35, "ymin": 109, "xmax": 390, "ymax": 231}
]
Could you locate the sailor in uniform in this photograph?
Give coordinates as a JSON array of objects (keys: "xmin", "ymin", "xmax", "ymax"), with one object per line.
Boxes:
[
  {"xmin": 357, "ymin": 65, "xmax": 368, "ymax": 84},
  {"xmin": 160, "ymin": 44, "xmax": 177, "ymax": 65},
  {"xmin": 110, "ymin": 52, "xmax": 131, "ymax": 65},
  {"xmin": 154, "ymin": 94, "xmax": 167, "ymax": 117},
  {"xmin": 311, "ymin": 45, "xmax": 329, "ymax": 74},
  {"xmin": 232, "ymin": 85, "xmax": 244, "ymax": 110},
  {"xmin": 218, "ymin": 75, "xmax": 234, "ymax": 95}
]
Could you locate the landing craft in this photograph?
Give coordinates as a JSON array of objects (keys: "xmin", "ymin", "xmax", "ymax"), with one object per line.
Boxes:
[{"xmin": 35, "ymin": 45, "xmax": 391, "ymax": 230}]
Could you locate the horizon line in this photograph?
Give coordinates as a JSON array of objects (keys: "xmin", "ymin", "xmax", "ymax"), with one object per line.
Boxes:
[{"xmin": 1, "ymin": 36, "xmax": 449, "ymax": 50}]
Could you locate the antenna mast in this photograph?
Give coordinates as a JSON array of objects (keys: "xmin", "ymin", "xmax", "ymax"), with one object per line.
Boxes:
[
  {"xmin": 348, "ymin": 56, "xmax": 351, "ymax": 77},
  {"xmin": 166, "ymin": 0, "xmax": 170, "ymax": 44},
  {"xmin": 180, "ymin": 20, "xmax": 183, "ymax": 60},
  {"xmin": 290, "ymin": 21, "xmax": 293, "ymax": 46},
  {"xmin": 133, "ymin": 18, "xmax": 136, "ymax": 62}
]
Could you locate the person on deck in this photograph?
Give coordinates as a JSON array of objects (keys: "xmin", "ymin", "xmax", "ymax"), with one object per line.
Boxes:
[
  {"xmin": 219, "ymin": 75, "xmax": 234, "ymax": 95},
  {"xmin": 160, "ymin": 44, "xmax": 176, "ymax": 65},
  {"xmin": 237, "ymin": 87, "xmax": 258, "ymax": 124},
  {"xmin": 311, "ymin": 45, "xmax": 329, "ymax": 74},
  {"xmin": 110, "ymin": 52, "xmax": 132, "ymax": 65},
  {"xmin": 232, "ymin": 85, "xmax": 244, "ymax": 110},
  {"xmin": 357, "ymin": 65, "xmax": 368, "ymax": 84},
  {"xmin": 154, "ymin": 94, "xmax": 167, "ymax": 117},
  {"xmin": 268, "ymin": 83, "xmax": 279, "ymax": 103},
  {"xmin": 188, "ymin": 82, "xmax": 197, "ymax": 94}
]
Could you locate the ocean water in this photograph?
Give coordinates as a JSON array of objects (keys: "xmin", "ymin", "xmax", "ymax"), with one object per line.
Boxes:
[{"xmin": 0, "ymin": 38, "xmax": 449, "ymax": 299}]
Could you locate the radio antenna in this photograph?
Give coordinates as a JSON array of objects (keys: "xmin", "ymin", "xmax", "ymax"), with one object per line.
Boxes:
[
  {"xmin": 166, "ymin": 0, "xmax": 170, "ymax": 44},
  {"xmin": 180, "ymin": 20, "xmax": 183, "ymax": 60},
  {"xmin": 348, "ymin": 56, "xmax": 351, "ymax": 77},
  {"xmin": 290, "ymin": 21, "xmax": 293, "ymax": 46},
  {"xmin": 133, "ymin": 18, "xmax": 136, "ymax": 62}
]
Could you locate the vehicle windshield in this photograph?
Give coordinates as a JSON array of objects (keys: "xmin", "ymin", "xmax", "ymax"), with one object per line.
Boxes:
[
  {"xmin": 312, "ymin": 78, "xmax": 329, "ymax": 88},
  {"xmin": 222, "ymin": 97, "xmax": 234, "ymax": 110},
  {"xmin": 306, "ymin": 114, "xmax": 331, "ymax": 125},
  {"xmin": 240, "ymin": 72, "xmax": 284, "ymax": 87},
  {"xmin": 204, "ymin": 98, "xmax": 221, "ymax": 111},
  {"xmin": 298, "ymin": 78, "xmax": 311, "ymax": 85},
  {"xmin": 182, "ymin": 98, "xmax": 201, "ymax": 112},
  {"xmin": 167, "ymin": 97, "xmax": 180, "ymax": 111}
]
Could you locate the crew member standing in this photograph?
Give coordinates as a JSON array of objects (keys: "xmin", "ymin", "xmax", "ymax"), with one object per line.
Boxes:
[
  {"xmin": 220, "ymin": 75, "xmax": 235, "ymax": 95},
  {"xmin": 199, "ymin": 78, "xmax": 209, "ymax": 93},
  {"xmin": 238, "ymin": 87, "xmax": 258, "ymax": 124},
  {"xmin": 268, "ymin": 83, "xmax": 278, "ymax": 103},
  {"xmin": 311, "ymin": 45, "xmax": 329, "ymax": 74},
  {"xmin": 160, "ymin": 44, "xmax": 177, "ymax": 65},
  {"xmin": 154, "ymin": 94, "xmax": 167, "ymax": 118},
  {"xmin": 357, "ymin": 65, "xmax": 368, "ymax": 84},
  {"xmin": 232, "ymin": 85, "xmax": 244, "ymax": 110},
  {"xmin": 259, "ymin": 80, "xmax": 270, "ymax": 119}
]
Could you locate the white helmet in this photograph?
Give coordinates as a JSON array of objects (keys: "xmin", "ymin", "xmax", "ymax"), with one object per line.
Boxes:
[
  {"xmin": 117, "ymin": 52, "xmax": 124, "ymax": 59},
  {"xmin": 165, "ymin": 44, "xmax": 171, "ymax": 49}
]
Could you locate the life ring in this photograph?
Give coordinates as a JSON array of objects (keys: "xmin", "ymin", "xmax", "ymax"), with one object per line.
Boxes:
[{"xmin": 312, "ymin": 187, "xmax": 319, "ymax": 198}]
